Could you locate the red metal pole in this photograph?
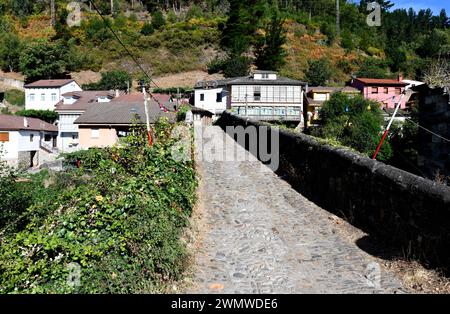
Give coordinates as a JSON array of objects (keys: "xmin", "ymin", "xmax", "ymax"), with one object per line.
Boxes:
[
  {"xmin": 147, "ymin": 130, "xmax": 153, "ymax": 146},
  {"xmin": 372, "ymin": 93, "xmax": 405, "ymax": 160},
  {"xmin": 372, "ymin": 130, "xmax": 388, "ymax": 160}
]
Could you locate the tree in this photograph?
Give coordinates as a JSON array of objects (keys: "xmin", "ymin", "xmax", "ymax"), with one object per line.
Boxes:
[
  {"xmin": 221, "ymin": 0, "xmax": 268, "ymax": 55},
  {"xmin": 314, "ymin": 92, "xmax": 392, "ymax": 161},
  {"xmin": 356, "ymin": 58, "xmax": 389, "ymax": 79},
  {"xmin": 10, "ymin": 0, "xmax": 33, "ymax": 17},
  {"xmin": 19, "ymin": 40, "xmax": 69, "ymax": 80},
  {"xmin": 0, "ymin": 32, "xmax": 21, "ymax": 72},
  {"xmin": 305, "ymin": 58, "xmax": 332, "ymax": 86},
  {"xmin": 83, "ymin": 70, "xmax": 132, "ymax": 91},
  {"xmin": 254, "ymin": 11, "xmax": 287, "ymax": 71},
  {"xmin": 151, "ymin": 10, "xmax": 166, "ymax": 29},
  {"xmin": 223, "ymin": 55, "xmax": 251, "ymax": 78}
]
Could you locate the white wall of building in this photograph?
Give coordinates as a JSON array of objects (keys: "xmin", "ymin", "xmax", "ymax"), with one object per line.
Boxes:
[
  {"xmin": 57, "ymin": 113, "xmax": 81, "ymax": 152},
  {"xmin": 17, "ymin": 130, "xmax": 41, "ymax": 152},
  {"xmin": 0, "ymin": 131, "xmax": 19, "ymax": 160},
  {"xmin": 194, "ymin": 87, "xmax": 227, "ymax": 115},
  {"xmin": 25, "ymin": 81, "xmax": 82, "ymax": 111}
]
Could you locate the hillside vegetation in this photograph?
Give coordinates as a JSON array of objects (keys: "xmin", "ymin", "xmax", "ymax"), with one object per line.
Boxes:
[{"xmin": 0, "ymin": 0, "xmax": 448, "ymax": 85}]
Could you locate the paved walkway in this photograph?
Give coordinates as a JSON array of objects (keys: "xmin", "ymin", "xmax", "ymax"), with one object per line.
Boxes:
[{"xmin": 188, "ymin": 126, "xmax": 404, "ymax": 294}]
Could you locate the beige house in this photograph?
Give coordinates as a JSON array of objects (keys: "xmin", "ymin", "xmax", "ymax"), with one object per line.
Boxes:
[
  {"xmin": 74, "ymin": 93, "xmax": 176, "ymax": 149},
  {"xmin": 304, "ymin": 86, "xmax": 361, "ymax": 126}
]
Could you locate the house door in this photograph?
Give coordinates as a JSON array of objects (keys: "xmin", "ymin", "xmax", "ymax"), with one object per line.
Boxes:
[
  {"xmin": 53, "ymin": 136, "xmax": 57, "ymax": 148},
  {"xmin": 30, "ymin": 151, "xmax": 36, "ymax": 168}
]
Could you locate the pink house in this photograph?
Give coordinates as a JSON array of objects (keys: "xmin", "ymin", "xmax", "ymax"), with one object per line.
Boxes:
[{"xmin": 351, "ymin": 76, "xmax": 407, "ymax": 109}]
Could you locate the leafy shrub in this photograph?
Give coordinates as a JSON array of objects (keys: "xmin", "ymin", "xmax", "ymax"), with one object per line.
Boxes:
[
  {"xmin": 141, "ymin": 22, "xmax": 154, "ymax": 36},
  {"xmin": 5, "ymin": 89, "xmax": 25, "ymax": 106},
  {"xmin": 223, "ymin": 55, "xmax": 251, "ymax": 78},
  {"xmin": 15, "ymin": 109, "xmax": 58, "ymax": 123},
  {"xmin": 207, "ymin": 57, "xmax": 226, "ymax": 74},
  {"xmin": 0, "ymin": 121, "xmax": 197, "ymax": 293},
  {"xmin": 151, "ymin": 10, "xmax": 166, "ymax": 30},
  {"xmin": 185, "ymin": 5, "xmax": 204, "ymax": 21},
  {"xmin": 305, "ymin": 58, "xmax": 332, "ymax": 86},
  {"xmin": 83, "ymin": 70, "xmax": 132, "ymax": 91}
]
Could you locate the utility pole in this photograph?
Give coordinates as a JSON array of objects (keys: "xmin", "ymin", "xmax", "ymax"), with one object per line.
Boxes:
[
  {"xmin": 336, "ymin": 0, "xmax": 340, "ymax": 38},
  {"xmin": 111, "ymin": 0, "xmax": 114, "ymax": 16},
  {"xmin": 142, "ymin": 86, "xmax": 153, "ymax": 146},
  {"xmin": 372, "ymin": 93, "xmax": 405, "ymax": 160},
  {"xmin": 51, "ymin": 0, "xmax": 56, "ymax": 28}
]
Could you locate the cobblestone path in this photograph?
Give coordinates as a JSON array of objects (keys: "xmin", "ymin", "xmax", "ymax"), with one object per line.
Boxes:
[{"xmin": 188, "ymin": 126, "xmax": 404, "ymax": 294}]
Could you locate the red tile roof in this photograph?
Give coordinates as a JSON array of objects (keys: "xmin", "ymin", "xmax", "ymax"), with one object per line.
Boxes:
[
  {"xmin": 0, "ymin": 114, "xmax": 57, "ymax": 132},
  {"xmin": 355, "ymin": 78, "xmax": 407, "ymax": 86},
  {"xmin": 24, "ymin": 79, "xmax": 75, "ymax": 88}
]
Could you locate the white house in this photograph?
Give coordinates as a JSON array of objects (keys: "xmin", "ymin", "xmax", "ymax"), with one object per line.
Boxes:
[
  {"xmin": 194, "ymin": 79, "xmax": 233, "ymax": 117},
  {"xmin": 0, "ymin": 115, "xmax": 58, "ymax": 168},
  {"xmin": 227, "ymin": 70, "xmax": 307, "ymax": 122},
  {"xmin": 24, "ymin": 79, "xmax": 82, "ymax": 111},
  {"xmin": 55, "ymin": 91, "xmax": 115, "ymax": 152}
]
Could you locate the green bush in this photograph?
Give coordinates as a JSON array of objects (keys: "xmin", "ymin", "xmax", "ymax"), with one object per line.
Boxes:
[
  {"xmin": 151, "ymin": 10, "xmax": 166, "ymax": 30},
  {"xmin": 15, "ymin": 109, "xmax": 58, "ymax": 123},
  {"xmin": 5, "ymin": 89, "xmax": 25, "ymax": 106},
  {"xmin": 0, "ymin": 121, "xmax": 197, "ymax": 293},
  {"xmin": 140, "ymin": 22, "xmax": 154, "ymax": 36}
]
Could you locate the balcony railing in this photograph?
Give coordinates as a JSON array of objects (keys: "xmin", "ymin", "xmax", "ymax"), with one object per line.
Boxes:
[{"xmin": 236, "ymin": 114, "xmax": 302, "ymax": 122}]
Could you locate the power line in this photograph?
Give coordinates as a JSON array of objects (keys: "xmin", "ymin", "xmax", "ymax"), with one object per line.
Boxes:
[
  {"xmin": 396, "ymin": 112, "xmax": 450, "ymax": 143},
  {"xmin": 87, "ymin": 0, "xmax": 171, "ymax": 112}
]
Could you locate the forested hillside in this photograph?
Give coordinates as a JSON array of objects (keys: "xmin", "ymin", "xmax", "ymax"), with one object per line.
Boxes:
[{"xmin": 0, "ymin": 0, "xmax": 448, "ymax": 85}]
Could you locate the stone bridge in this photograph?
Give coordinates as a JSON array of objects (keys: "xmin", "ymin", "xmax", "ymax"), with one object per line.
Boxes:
[
  {"xmin": 186, "ymin": 113, "xmax": 450, "ymax": 294},
  {"xmin": 188, "ymin": 126, "xmax": 405, "ymax": 293}
]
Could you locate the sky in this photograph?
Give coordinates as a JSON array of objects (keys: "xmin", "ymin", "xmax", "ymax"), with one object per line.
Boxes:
[{"xmin": 390, "ymin": 0, "xmax": 450, "ymax": 14}]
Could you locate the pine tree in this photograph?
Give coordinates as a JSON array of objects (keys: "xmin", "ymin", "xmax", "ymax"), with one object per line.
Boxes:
[{"xmin": 254, "ymin": 10, "xmax": 287, "ymax": 71}]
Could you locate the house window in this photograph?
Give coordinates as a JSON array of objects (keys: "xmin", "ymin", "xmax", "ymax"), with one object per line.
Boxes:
[
  {"xmin": 200, "ymin": 94, "xmax": 205, "ymax": 101},
  {"xmin": 254, "ymin": 87, "xmax": 261, "ymax": 101},
  {"xmin": 261, "ymin": 107, "xmax": 273, "ymax": 115},
  {"xmin": 51, "ymin": 93, "xmax": 57, "ymax": 101},
  {"xmin": 274, "ymin": 107, "xmax": 286, "ymax": 116},
  {"xmin": 384, "ymin": 87, "xmax": 389, "ymax": 94},
  {"xmin": 30, "ymin": 94, "xmax": 35, "ymax": 101},
  {"xmin": 395, "ymin": 88, "xmax": 402, "ymax": 95},
  {"xmin": 41, "ymin": 93, "xmax": 45, "ymax": 101},
  {"xmin": 262, "ymin": 74, "xmax": 269, "ymax": 79},
  {"xmin": 30, "ymin": 134, "xmax": 34, "ymax": 142},
  {"xmin": 91, "ymin": 128, "xmax": 100, "ymax": 138},
  {"xmin": 216, "ymin": 92, "xmax": 222, "ymax": 103},
  {"xmin": 0, "ymin": 132, "xmax": 9, "ymax": 142},
  {"xmin": 372, "ymin": 87, "xmax": 379, "ymax": 94}
]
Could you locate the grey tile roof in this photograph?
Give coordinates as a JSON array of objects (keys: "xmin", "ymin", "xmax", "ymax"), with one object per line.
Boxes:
[
  {"xmin": 194, "ymin": 79, "xmax": 235, "ymax": 89},
  {"xmin": 74, "ymin": 97, "xmax": 176, "ymax": 125}
]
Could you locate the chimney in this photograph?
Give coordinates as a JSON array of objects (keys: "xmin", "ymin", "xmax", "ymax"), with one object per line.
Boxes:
[
  {"xmin": 398, "ymin": 73, "xmax": 403, "ymax": 82},
  {"xmin": 23, "ymin": 117, "xmax": 29, "ymax": 128}
]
